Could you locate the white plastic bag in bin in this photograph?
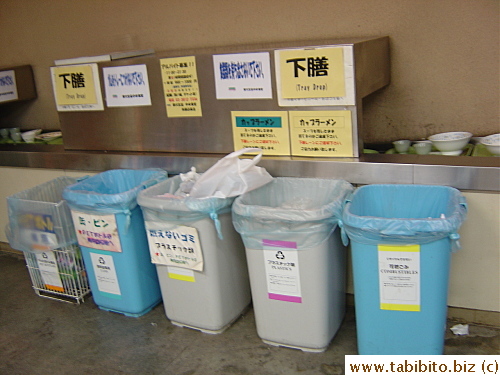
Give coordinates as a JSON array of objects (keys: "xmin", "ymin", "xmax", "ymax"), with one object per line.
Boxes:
[{"xmin": 189, "ymin": 148, "xmax": 273, "ymax": 199}]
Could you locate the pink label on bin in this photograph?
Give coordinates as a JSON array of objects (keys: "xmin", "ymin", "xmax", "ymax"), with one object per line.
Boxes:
[
  {"xmin": 268, "ymin": 293, "xmax": 302, "ymax": 303},
  {"xmin": 263, "ymin": 239, "xmax": 302, "ymax": 303},
  {"xmin": 262, "ymin": 239, "xmax": 297, "ymax": 249}
]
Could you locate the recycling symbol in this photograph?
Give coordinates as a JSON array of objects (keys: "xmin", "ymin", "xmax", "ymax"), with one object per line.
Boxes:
[
  {"xmin": 42, "ymin": 252, "xmax": 48, "ymax": 259},
  {"xmin": 98, "ymin": 257, "xmax": 105, "ymax": 265},
  {"xmin": 276, "ymin": 251, "xmax": 285, "ymax": 260}
]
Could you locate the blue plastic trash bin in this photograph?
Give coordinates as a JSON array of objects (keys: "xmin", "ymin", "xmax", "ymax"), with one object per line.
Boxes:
[
  {"xmin": 340, "ymin": 184, "xmax": 467, "ymax": 355},
  {"xmin": 63, "ymin": 169, "xmax": 167, "ymax": 317}
]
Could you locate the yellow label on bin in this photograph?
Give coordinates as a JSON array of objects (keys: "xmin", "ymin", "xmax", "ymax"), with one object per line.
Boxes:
[{"xmin": 378, "ymin": 244, "xmax": 420, "ymax": 312}]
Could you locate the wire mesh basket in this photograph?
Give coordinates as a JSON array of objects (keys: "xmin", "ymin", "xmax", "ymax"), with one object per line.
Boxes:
[
  {"xmin": 23, "ymin": 243, "xmax": 90, "ymax": 304},
  {"xmin": 5, "ymin": 176, "xmax": 92, "ymax": 304}
]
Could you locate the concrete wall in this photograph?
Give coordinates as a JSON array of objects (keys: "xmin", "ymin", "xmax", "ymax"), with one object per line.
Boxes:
[{"xmin": 0, "ymin": 0, "xmax": 498, "ymax": 143}]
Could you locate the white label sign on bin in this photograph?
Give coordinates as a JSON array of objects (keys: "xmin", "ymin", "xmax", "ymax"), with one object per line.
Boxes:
[
  {"xmin": 71, "ymin": 211, "xmax": 122, "ymax": 252},
  {"xmin": 263, "ymin": 239, "xmax": 302, "ymax": 303},
  {"xmin": 378, "ymin": 244, "xmax": 420, "ymax": 311},
  {"xmin": 35, "ymin": 251, "xmax": 64, "ymax": 292},
  {"xmin": 145, "ymin": 222, "xmax": 204, "ymax": 272},
  {"xmin": 89, "ymin": 252, "xmax": 121, "ymax": 296}
]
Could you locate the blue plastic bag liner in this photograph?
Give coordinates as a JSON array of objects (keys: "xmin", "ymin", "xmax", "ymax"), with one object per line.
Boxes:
[
  {"xmin": 232, "ymin": 177, "xmax": 354, "ymax": 250},
  {"xmin": 63, "ymin": 169, "xmax": 167, "ymax": 229},
  {"xmin": 6, "ymin": 176, "xmax": 81, "ymax": 253},
  {"xmin": 137, "ymin": 175, "xmax": 235, "ymax": 239},
  {"xmin": 340, "ymin": 184, "xmax": 467, "ymax": 251}
]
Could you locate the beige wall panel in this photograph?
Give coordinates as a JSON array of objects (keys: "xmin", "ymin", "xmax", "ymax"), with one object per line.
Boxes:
[
  {"xmin": 0, "ymin": 0, "xmax": 498, "ymax": 143},
  {"xmin": 448, "ymin": 191, "xmax": 500, "ymax": 312}
]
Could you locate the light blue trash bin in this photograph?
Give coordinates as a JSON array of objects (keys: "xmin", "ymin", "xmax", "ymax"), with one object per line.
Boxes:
[
  {"xmin": 340, "ymin": 184, "xmax": 467, "ymax": 354},
  {"xmin": 63, "ymin": 169, "xmax": 167, "ymax": 317}
]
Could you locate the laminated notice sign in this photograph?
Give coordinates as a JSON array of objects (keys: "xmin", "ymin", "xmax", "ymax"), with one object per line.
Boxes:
[
  {"xmin": 378, "ymin": 244, "xmax": 420, "ymax": 311},
  {"xmin": 231, "ymin": 111, "xmax": 290, "ymax": 156},
  {"xmin": 103, "ymin": 64, "xmax": 152, "ymax": 107},
  {"xmin": 71, "ymin": 211, "xmax": 122, "ymax": 252},
  {"xmin": 263, "ymin": 239, "xmax": 302, "ymax": 303},
  {"xmin": 160, "ymin": 56, "xmax": 202, "ymax": 117},
  {"xmin": 213, "ymin": 52, "xmax": 272, "ymax": 99},
  {"xmin": 89, "ymin": 252, "xmax": 121, "ymax": 296},
  {"xmin": 145, "ymin": 222, "xmax": 204, "ymax": 272},
  {"xmin": 289, "ymin": 110, "xmax": 354, "ymax": 157},
  {"xmin": 35, "ymin": 251, "xmax": 64, "ymax": 292},
  {"xmin": 50, "ymin": 63, "xmax": 104, "ymax": 111},
  {"xmin": 275, "ymin": 46, "xmax": 355, "ymax": 106}
]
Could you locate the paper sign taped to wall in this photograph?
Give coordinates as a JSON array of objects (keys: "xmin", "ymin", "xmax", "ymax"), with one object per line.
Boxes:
[
  {"xmin": 160, "ymin": 56, "xmax": 202, "ymax": 117},
  {"xmin": 51, "ymin": 63, "xmax": 104, "ymax": 111}
]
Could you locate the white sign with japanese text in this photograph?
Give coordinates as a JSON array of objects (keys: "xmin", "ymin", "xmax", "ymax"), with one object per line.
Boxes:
[
  {"xmin": 378, "ymin": 244, "xmax": 420, "ymax": 311},
  {"xmin": 145, "ymin": 222, "xmax": 204, "ymax": 271},
  {"xmin": 89, "ymin": 252, "xmax": 121, "ymax": 296},
  {"xmin": 213, "ymin": 52, "xmax": 272, "ymax": 99},
  {"xmin": 263, "ymin": 239, "xmax": 302, "ymax": 303},
  {"xmin": 71, "ymin": 211, "xmax": 122, "ymax": 252},
  {"xmin": 35, "ymin": 251, "xmax": 64, "ymax": 292},
  {"xmin": 0, "ymin": 70, "xmax": 18, "ymax": 102},
  {"xmin": 103, "ymin": 64, "xmax": 152, "ymax": 107}
]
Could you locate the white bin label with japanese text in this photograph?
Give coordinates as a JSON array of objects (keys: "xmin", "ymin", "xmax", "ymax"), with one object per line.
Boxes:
[
  {"xmin": 145, "ymin": 222, "xmax": 203, "ymax": 272},
  {"xmin": 71, "ymin": 211, "xmax": 122, "ymax": 252},
  {"xmin": 263, "ymin": 239, "xmax": 302, "ymax": 303},
  {"xmin": 90, "ymin": 252, "xmax": 121, "ymax": 296},
  {"xmin": 35, "ymin": 251, "xmax": 64, "ymax": 292},
  {"xmin": 378, "ymin": 244, "xmax": 420, "ymax": 311}
]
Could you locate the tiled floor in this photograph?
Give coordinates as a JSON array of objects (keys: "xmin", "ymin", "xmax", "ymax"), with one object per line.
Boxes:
[{"xmin": 0, "ymin": 252, "xmax": 498, "ymax": 375}]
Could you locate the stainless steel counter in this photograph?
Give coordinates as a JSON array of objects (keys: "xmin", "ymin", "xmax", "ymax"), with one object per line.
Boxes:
[{"xmin": 1, "ymin": 145, "xmax": 498, "ymax": 191}]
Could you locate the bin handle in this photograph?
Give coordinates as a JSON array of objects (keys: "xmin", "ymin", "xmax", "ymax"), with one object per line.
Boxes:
[
  {"xmin": 209, "ymin": 212, "xmax": 224, "ymax": 240},
  {"xmin": 76, "ymin": 175, "xmax": 91, "ymax": 182},
  {"xmin": 449, "ymin": 232, "xmax": 461, "ymax": 252},
  {"xmin": 140, "ymin": 172, "xmax": 168, "ymax": 190},
  {"xmin": 337, "ymin": 220, "xmax": 350, "ymax": 246},
  {"xmin": 459, "ymin": 196, "xmax": 468, "ymax": 212}
]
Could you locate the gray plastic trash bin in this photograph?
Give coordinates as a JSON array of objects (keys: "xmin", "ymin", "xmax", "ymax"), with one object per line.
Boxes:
[
  {"xmin": 137, "ymin": 175, "xmax": 251, "ymax": 334},
  {"xmin": 232, "ymin": 177, "xmax": 354, "ymax": 352}
]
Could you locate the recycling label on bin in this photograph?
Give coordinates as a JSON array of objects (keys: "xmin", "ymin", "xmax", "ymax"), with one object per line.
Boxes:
[
  {"xmin": 263, "ymin": 239, "xmax": 302, "ymax": 303},
  {"xmin": 35, "ymin": 251, "xmax": 64, "ymax": 292},
  {"xmin": 145, "ymin": 222, "xmax": 204, "ymax": 272},
  {"xmin": 71, "ymin": 211, "xmax": 122, "ymax": 252},
  {"xmin": 89, "ymin": 252, "xmax": 121, "ymax": 296},
  {"xmin": 378, "ymin": 244, "xmax": 420, "ymax": 311}
]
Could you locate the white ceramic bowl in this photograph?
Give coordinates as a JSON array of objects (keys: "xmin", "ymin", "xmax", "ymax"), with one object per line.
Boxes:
[
  {"xmin": 21, "ymin": 129, "xmax": 42, "ymax": 143},
  {"xmin": 480, "ymin": 133, "xmax": 500, "ymax": 156},
  {"xmin": 428, "ymin": 132, "xmax": 472, "ymax": 154}
]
